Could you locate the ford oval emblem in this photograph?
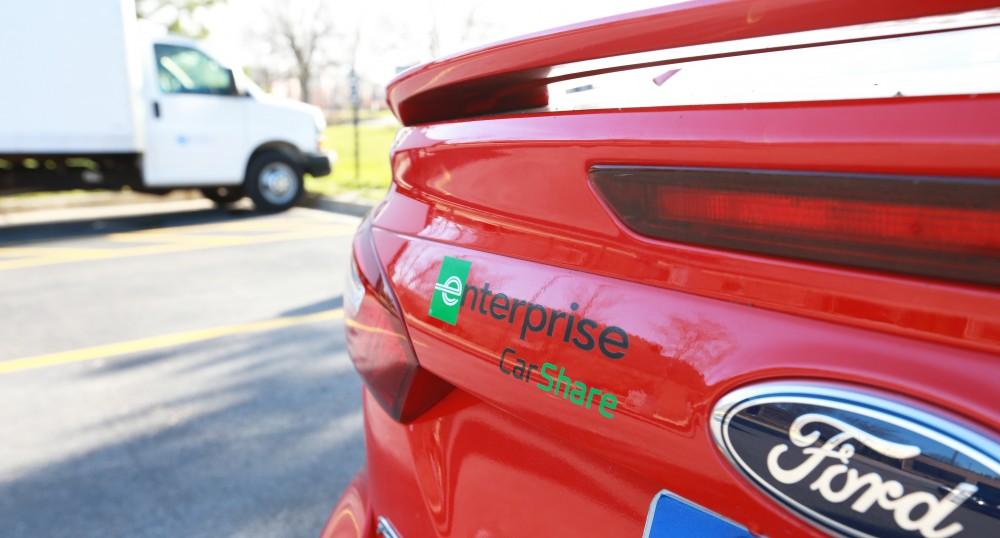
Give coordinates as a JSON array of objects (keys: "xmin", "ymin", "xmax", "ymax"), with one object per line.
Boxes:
[{"xmin": 711, "ymin": 382, "xmax": 1000, "ymax": 538}]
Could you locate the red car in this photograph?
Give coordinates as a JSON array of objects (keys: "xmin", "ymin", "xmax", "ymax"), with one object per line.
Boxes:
[{"xmin": 323, "ymin": 2, "xmax": 1000, "ymax": 536}]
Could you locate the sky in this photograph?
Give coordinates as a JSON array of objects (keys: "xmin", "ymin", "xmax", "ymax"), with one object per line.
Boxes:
[{"xmin": 199, "ymin": 0, "xmax": 678, "ymax": 85}]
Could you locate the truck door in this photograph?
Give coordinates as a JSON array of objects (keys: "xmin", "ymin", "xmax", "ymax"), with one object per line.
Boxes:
[{"xmin": 143, "ymin": 43, "xmax": 248, "ymax": 187}]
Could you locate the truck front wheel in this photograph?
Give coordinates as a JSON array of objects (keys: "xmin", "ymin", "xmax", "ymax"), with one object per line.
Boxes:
[{"xmin": 245, "ymin": 151, "xmax": 304, "ymax": 212}]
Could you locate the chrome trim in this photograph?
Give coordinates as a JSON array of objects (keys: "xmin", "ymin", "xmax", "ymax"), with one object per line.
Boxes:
[
  {"xmin": 549, "ymin": 8, "xmax": 1000, "ymax": 78},
  {"xmin": 376, "ymin": 515, "xmax": 401, "ymax": 538},
  {"xmin": 258, "ymin": 161, "xmax": 299, "ymax": 205},
  {"xmin": 548, "ymin": 24, "xmax": 1000, "ymax": 110},
  {"xmin": 710, "ymin": 381, "xmax": 1000, "ymax": 538}
]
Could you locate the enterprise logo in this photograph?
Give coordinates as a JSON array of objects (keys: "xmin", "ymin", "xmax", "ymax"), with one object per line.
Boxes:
[
  {"xmin": 429, "ymin": 256, "xmax": 471, "ymax": 325},
  {"xmin": 428, "ymin": 255, "xmax": 629, "ymax": 420},
  {"xmin": 427, "ymin": 256, "xmax": 630, "ymax": 359},
  {"xmin": 435, "ymin": 276, "xmax": 463, "ymax": 307}
]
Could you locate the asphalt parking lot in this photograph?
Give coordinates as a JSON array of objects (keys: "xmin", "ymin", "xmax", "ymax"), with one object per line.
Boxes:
[{"xmin": 0, "ymin": 201, "xmax": 364, "ymax": 537}]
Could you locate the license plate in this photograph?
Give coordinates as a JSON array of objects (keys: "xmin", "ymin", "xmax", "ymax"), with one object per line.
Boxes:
[{"xmin": 643, "ymin": 490, "xmax": 753, "ymax": 537}]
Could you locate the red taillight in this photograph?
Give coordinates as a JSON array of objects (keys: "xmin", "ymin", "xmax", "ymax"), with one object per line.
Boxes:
[
  {"xmin": 591, "ymin": 166, "xmax": 1000, "ymax": 286},
  {"xmin": 345, "ymin": 216, "xmax": 452, "ymax": 422}
]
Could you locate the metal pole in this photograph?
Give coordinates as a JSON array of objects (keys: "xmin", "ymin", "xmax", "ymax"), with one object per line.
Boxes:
[{"xmin": 350, "ymin": 68, "xmax": 360, "ymax": 182}]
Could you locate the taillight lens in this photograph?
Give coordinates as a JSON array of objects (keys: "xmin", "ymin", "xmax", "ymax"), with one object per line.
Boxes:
[
  {"xmin": 345, "ymin": 216, "xmax": 452, "ymax": 422},
  {"xmin": 591, "ymin": 166, "xmax": 1000, "ymax": 286}
]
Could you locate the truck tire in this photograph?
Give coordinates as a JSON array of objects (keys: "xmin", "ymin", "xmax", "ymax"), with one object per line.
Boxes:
[
  {"xmin": 245, "ymin": 151, "xmax": 304, "ymax": 212},
  {"xmin": 201, "ymin": 186, "xmax": 244, "ymax": 206}
]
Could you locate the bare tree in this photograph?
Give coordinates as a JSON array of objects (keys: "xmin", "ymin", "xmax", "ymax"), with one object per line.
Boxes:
[
  {"xmin": 137, "ymin": 0, "xmax": 224, "ymax": 38},
  {"xmin": 427, "ymin": 0, "xmax": 440, "ymax": 59},
  {"xmin": 262, "ymin": 0, "xmax": 338, "ymax": 104},
  {"xmin": 373, "ymin": 0, "xmax": 494, "ymax": 65},
  {"xmin": 458, "ymin": 3, "xmax": 491, "ymax": 45},
  {"xmin": 425, "ymin": 0, "xmax": 491, "ymax": 59}
]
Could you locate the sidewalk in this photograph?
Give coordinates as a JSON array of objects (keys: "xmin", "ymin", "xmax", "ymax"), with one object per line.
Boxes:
[{"xmin": 0, "ymin": 189, "xmax": 376, "ymax": 226}]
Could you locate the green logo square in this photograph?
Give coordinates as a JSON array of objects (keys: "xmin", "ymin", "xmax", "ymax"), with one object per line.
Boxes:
[{"xmin": 429, "ymin": 256, "xmax": 470, "ymax": 325}]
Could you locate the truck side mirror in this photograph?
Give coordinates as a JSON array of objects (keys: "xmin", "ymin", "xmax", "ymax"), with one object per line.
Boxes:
[{"xmin": 229, "ymin": 70, "xmax": 254, "ymax": 98}]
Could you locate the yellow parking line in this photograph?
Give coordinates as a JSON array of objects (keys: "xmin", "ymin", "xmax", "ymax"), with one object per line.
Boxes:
[
  {"xmin": 0, "ymin": 247, "xmax": 112, "ymax": 257},
  {"xmin": 0, "ymin": 226, "xmax": 352, "ymax": 271},
  {"xmin": 104, "ymin": 217, "xmax": 348, "ymax": 238},
  {"xmin": 0, "ymin": 308, "xmax": 344, "ymax": 375}
]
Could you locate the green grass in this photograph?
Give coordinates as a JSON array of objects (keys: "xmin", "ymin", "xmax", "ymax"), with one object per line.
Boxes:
[
  {"xmin": 325, "ymin": 109, "xmax": 390, "ymax": 125},
  {"xmin": 306, "ymin": 118, "xmax": 400, "ymax": 201}
]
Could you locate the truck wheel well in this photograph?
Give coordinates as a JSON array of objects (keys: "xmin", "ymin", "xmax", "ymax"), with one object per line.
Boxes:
[{"xmin": 246, "ymin": 142, "xmax": 301, "ymax": 179}]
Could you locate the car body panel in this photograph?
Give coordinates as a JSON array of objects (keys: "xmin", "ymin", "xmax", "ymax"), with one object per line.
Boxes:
[
  {"xmin": 352, "ymin": 223, "xmax": 999, "ymax": 537},
  {"xmin": 324, "ymin": 3, "xmax": 1000, "ymax": 537},
  {"xmin": 382, "ymin": 95, "xmax": 1000, "ymax": 356}
]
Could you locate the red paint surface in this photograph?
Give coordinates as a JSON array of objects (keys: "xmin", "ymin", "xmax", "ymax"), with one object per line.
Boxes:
[{"xmin": 322, "ymin": 3, "xmax": 1000, "ymax": 537}]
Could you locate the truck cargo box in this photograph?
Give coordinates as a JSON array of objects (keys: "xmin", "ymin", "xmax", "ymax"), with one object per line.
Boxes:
[{"xmin": 0, "ymin": 0, "xmax": 142, "ymax": 154}]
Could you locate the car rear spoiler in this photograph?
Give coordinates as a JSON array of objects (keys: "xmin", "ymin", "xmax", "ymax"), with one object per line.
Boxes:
[{"xmin": 386, "ymin": 0, "xmax": 1000, "ymax": 126}]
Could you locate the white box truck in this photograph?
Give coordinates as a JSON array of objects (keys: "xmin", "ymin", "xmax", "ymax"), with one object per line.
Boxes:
[{"xmin": 0, "ymin": 0, "xmax": 331, "ymax": 212}]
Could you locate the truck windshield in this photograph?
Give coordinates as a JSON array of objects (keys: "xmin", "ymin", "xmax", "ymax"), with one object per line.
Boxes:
[{"xmin": 154, "ymin": 44, "xmax": 236, "ymax": 96}]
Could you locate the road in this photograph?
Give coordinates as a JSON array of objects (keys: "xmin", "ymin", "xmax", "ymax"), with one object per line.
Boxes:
[{"xmin": 0, "ymin": 200, "xmax": 364, "ymax": 537}]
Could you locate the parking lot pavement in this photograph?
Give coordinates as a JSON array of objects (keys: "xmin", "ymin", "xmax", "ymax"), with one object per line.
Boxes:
[{"xmin": 0, "ymin": 202, "xmax": 364, "ymax": 538}]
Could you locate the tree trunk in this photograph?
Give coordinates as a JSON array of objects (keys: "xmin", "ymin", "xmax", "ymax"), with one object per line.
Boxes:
[{"xmin": 298, "ymin": 69, "xmax": 311, "ymax": 104}]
